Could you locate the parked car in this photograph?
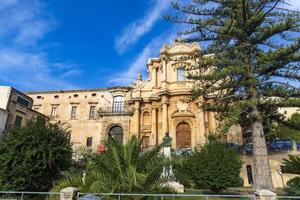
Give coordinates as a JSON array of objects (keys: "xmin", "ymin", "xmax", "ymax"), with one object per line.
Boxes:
[
  {"xmin": 268, "ymin": 138, "xmax": 293, "ymax": 152},
  {"xmin": 224, "ymin": 143, "xmax": 243, "ymax": 154},
  {"xmin": 174, "ymin": 148, "xmax": 193, "ymax": 156}
]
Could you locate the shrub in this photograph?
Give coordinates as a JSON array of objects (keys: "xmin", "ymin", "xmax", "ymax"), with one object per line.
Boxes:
[
  {"xmin": 0, "ymin": 117, "xmax": 72, "ymax": 191},
  {"xmin": 185, "ymin": 139, "xmax": 243, "ymax": 193}
]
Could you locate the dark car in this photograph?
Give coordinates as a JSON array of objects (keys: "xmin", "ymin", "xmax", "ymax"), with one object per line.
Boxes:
[
  {"xmin": 224, "ymin": 143, "xmax": 243, "ymax": 154},
  {"xmin": 268, "ymin": 139, "xmax": 293, "ymax": 152}
]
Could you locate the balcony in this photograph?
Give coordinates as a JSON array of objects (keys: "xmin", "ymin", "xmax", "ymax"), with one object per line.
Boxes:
[{"xmin": 98, "ymin": 106, "xmax": 134, "ymax": 116}]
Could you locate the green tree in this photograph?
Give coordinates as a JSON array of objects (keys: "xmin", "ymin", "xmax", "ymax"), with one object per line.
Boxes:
[
  {"xmin": 282, "ymin": 154, "xmax": 300, "ymax": 195},
  {"xmin": 183, "ymin": 138, "xmax": 243, "ymax": 193},
  {"xmin": 167, "ymin": 0, "xmax": 300, "ymax": 190},
  {"xmin": 0, "ymin": 117, "xmax": 72, "ymax": 191},
  {"xmin": 53, "ymin": 136, "xmax": 173, "ymax": 194},
  {"xmin": 270, "ymin": 113, "xmax": 300, "ymax": 141}
]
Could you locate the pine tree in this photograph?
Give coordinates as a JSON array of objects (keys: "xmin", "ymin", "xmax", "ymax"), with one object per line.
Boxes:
[{"xmin": 166, "ymin": 0, "xmax": 300, "ymax": 190}]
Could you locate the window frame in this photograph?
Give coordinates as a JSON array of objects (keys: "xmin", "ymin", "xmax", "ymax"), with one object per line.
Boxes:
[
  {"xmin": 177, "ymin": 67, "xmax": 186, "ymax": 82},
  {"xmin": 71, "ymin": 106, "xmax": 77, "ymax": 119}
]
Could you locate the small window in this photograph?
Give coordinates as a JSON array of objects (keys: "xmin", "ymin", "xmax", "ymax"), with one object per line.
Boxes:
[
  {"xmin": 89, "ymin": 106, "xmax": 96, "ymax": 119},
  {"xmin": 14, "ymin": 115, "xmax": 23, "ymax": 128},
  {"xmin": 51, "ymin": 107, "xmax": 58, "ymax": 116},
  {"xmin": 34, "ymin": 107, "xmax": 39, "ymax": 111},
  {"xmin": 71, "ymin": 106, "xmax": 77, "ymax": 119},
  {"xmin": 37, "ymin": 96, "xmax": 42, "ymax": 99},
  {"xmin": 54, "ymin": 95, "xmax": 59, "ymax": 98},
  {"xmin": 177, "ymin": 67, "xmax": 186, "ymax": 81},
  {"xmin": 91, "ymin": 93, "xmax": 97, "ymax": 96},
  {"xmin": 86, "ymin": 137, "xmax": 93, "ymax": 147},
  {"xmin": 73, "ymin": 94, "xmax": 79, "ymax": 97}
]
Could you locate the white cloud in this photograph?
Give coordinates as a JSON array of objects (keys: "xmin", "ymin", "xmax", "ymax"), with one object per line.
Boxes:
[
  {"xmin": 284, "ymin": 0, "xmax": 300, "ymax": 10},
  {"xmin": 115, "ymin": 0, "xmax": 170, "ymax": 54},
  {"xmin": 109, "ymin": 30, "xmax": 177, "ymax": 85},
  {"xmin": 0, "ymin": 0, "xmax": 80, "ymax": 91}
]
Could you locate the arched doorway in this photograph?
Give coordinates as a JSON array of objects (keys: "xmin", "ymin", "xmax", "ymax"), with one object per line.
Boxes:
[
  {"xmin": 176, "ymin": 122, "xmax": 191, "ymax": 149},
  {"xmin": 108, "ymin": 125, "xmax": 123, "ymax": 144}
]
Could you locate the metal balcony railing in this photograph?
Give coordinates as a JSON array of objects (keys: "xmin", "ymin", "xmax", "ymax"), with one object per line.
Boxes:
[{"xmin": 98, "ymin": 106, "xmax": 134, "ymax": 116}]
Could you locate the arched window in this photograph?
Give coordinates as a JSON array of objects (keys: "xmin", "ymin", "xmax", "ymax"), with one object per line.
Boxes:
[
  {"xmin": 112, "ymin": 96, "xmax": 124, "ymax": 112},
  {"xmin": 177, "ymin": 67, "xmax": 186, "ymax": 81},
  {"xmin": 109, "ymin": 125, "xmax": 123, "ymax": 144}
]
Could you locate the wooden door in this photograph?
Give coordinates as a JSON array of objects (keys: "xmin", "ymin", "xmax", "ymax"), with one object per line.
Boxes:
[{"xmin": 176, "ymin": 123, "xmax": 191, "ymax": 149}]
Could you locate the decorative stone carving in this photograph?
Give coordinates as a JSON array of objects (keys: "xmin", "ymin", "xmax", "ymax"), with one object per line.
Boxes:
[{"xmin": 176, "ymin": 101, "xmax": 190, "ymax": 112}]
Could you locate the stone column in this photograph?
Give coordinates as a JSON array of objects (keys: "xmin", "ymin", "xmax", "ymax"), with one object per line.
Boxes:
[
  {"xmin": 255, "ymin": 190, "xmax": 276, "ymax": 200},
  {"xmin": 152, "ymin": 107, "xmax": 157, "ymax": 145},
  {"xmin": 153, "ymin": 67, "xmax": 157, "ymax": 87},
  {"xmin": 162, "ymin": 60, "xmax": 167, "ymax": 89},
  {"xmin": 59, "ymin": 187, "xmax": 79, "ymax": 200},
  {"xmin": 209, "ymin": 112, "xmax": 216, "ymax": 133},
  {"xmin": 162, "ymin": 98, "xmax": 169, "ymax": 141},
  {"xmin": 134, "ymin": 101, "xmax": 140, "ymax": 139}
]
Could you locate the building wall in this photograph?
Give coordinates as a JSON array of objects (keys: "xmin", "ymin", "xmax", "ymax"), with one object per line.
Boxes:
[
  {"xmin": 0, "ymin": 108, "xmax": 8, "ymax": 134},
  {"xmin": 0, "ymin": 86, "xmax": 11, "ymax": 110},
  {"xmin": 241, "ymin": 150, "xmax": 300, "ymax": 189},
  {"xmin": 0, "ymin": 86, "xmax": 48, "ymax": 132}
]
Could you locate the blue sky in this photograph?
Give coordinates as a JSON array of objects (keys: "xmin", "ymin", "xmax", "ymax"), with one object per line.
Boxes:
[
  {"xmin": 0, "ymin": 0, "xmax": 179, "ymax": 91},
  {"xmin": 0, "ymin": 0, "xmax": 299, "ymax": 92}
]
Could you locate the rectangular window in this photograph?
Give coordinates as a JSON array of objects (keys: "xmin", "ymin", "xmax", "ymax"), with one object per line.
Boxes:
[
  {"xmin": 14, "ymin": 115, "xmax": 23, "ymax": 128},
  {"xmin": 51, "ymin": 107, "xmax": 58, "ymax": 116},
  {"xmin": 86, "ymin": 137, "xmax": 93, "ymax": 147},
  {"xmin": 246, "ymin": 165, "xmax": 254, "ymax": 185},
  {"xmin": 71, "ymin": 106, "xmax": 77, "ymax": 119},
  {"xmin": 16, "ymin": 96, "xmax": 29, "ymax": 107},
  {"xmin": 89, "ymin": 106, "xmax": 96, "ymax": 119},
  {"xmin": 177, "ymin": 67, "xmax": 186, "ymax": 81}
]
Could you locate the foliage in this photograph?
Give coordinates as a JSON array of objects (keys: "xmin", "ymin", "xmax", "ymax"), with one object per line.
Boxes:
[
  {"xmin": 182, "ymin": 139, "xmax": 243, "ymax": 193},
  {"xmin": 53, "ymin": 136, "xmax": 173, "ymax": 194},
  {"xmin": 268, "ymin": 113, "xmax": 300, "ymax": 142},
  {"xmin": 282, "ymin": 154, "xmax": 300, "ymax": 195},
  {"xmin": 282, "ymin": 154, "xmax": 300, "ymax": 175},
  {"xmin": 167, "ymin": 0, "xmax": 300, "ymax": 189},
  {"xmin": 284, "ymin": 177, "xmax": 300, "ymax": 196},
  {"xmin": 0, "ymin": 117, "xmax": 72, "ymax": 191},
  {"xmin": 172, "ymin": 155, "xmax": 193, "ymax": 188}
]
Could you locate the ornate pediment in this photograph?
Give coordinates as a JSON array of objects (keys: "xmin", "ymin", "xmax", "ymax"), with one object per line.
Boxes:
[{"xmin": 160, "ymin": 42, "xmax": 200, "ymax": 55}]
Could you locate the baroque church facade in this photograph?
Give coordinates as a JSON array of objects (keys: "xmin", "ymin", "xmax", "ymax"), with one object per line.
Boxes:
[
  {"xmin": 28, "ymin": 42, "xmax": 229, "ymax": 150},
  {"xmin": 27, "ymin": 42, "xmax": 299, "ymax": 188}
]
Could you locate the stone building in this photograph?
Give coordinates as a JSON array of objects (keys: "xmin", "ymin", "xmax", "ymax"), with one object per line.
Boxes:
[
  {"xmin": 0, "ymin": 86, "xmax": 48, "ymax": 134},
  {"xmin": 28, "ymin": 42, "xmax": 218, "ymax": 150},
  {"xmin": 27, "ymin": 42, "xmax": 299, "ymax": 188}
]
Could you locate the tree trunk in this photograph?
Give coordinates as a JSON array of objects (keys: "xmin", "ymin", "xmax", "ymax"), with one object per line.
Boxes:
[{"xmin": 251, "ymin": 106, "xmax": 274, "ymax": 190}]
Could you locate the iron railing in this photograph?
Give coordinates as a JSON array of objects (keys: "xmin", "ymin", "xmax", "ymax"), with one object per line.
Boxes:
[
  {"xmin": 98, "ymin": 106, "xmax": 134, "ymax": 116},
  {"xmin": 0, "ymin": 191, "xmax": 299, "ymax": 200}
]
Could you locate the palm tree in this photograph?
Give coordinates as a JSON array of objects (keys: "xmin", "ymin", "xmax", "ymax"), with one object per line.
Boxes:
[
  {"xmin": 53, "ymin": 136, "xmax": 173, "ymax": 195},
  {"xmin": 282, "ymin": 155, "xmax": 300, "ymax": 195}
]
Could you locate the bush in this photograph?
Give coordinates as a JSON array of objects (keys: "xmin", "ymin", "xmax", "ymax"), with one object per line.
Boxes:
[
  {"xmin": 284, "ymin": 177, "xmax": 300, "ymax": 196},
  {"xmin": 0, "ymin": 117, "xmax": 72, "ymax": 191},
  {"xmin": 184, "ymin": 139, "xmax": 243, "ymax": 193}
]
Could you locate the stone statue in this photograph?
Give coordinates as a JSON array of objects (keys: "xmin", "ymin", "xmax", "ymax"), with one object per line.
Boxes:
[
  {"xmin": 162, "ymin": 132, "xmax": 172, "ymax": 147},
  {"xmin": 137, "ymin": 73, "xmax": 142, "ymax": 81},
  {"xmin": 161, "ymin": 132, "xmax": 184, "ymax": 192}
]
